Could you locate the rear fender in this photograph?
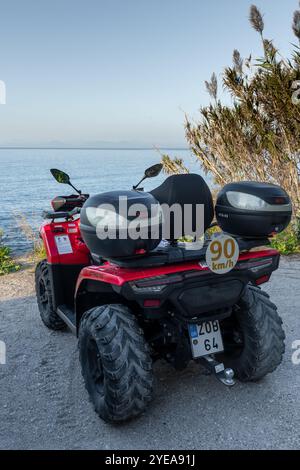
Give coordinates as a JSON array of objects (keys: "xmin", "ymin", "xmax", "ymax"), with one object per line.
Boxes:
[
  {"xmin": 74, "ymin": 248, "xmax": 280, "ymax": 331},
  {"xmin": 75, "ymin": 278, "xmax": 123, "ymax": 333},
  {"xmin": 40, "ymin": 219, "xmax": 90, "ymax": 265}
]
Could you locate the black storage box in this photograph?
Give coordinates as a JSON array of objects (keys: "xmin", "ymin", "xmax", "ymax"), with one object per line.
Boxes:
[
  {"xmin": 215, "ymin": 181, "xmax": 292, "ymax": 238},
  {"xmin": 80, "ymin": 190, "xmax": 162, "ymax": 259}
]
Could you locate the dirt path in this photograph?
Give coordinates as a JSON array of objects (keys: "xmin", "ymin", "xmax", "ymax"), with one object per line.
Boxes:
[{"xmin": 0, "ymin": 257, "xmax": 299, "ymax": 450}]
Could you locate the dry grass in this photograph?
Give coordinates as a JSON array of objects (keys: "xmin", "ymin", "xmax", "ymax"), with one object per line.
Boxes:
[
  {"xmin": 13, "ymin": 212, "xmax": 46, "ymax": 262},
  {"xmin": 184, "ymin": 4, "xmax": 300, "ymax": 216}
]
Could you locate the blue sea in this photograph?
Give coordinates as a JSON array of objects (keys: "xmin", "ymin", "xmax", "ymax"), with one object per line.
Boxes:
[{"xmin": 0, "ymin": 148, "xmax": 209, "ymax": 254}]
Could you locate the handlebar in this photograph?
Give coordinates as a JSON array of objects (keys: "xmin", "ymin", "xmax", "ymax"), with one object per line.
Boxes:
[{"xmin": 43, "ymin": 206, "xmax": 81, "ymax": 220}]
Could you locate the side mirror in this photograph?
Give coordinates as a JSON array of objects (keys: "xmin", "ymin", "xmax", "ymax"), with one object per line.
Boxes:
[
  {"xmin": 144, "ymin": 163, "xmax": 163, "ymax": 179},
  {"xmin": 50, "ymin": 169, "xmax": 70, "ymax": 185},
  {"xmin": 50, "ymin": 168, "xmax": 81, "ymax": 194},
  {"xmin": 133, "ymin": 163, "xmax": 163, "ymax": 190}
]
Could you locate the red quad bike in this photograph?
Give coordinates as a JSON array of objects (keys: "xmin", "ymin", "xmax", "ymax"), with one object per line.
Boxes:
[{"xmin": 36, "ymin": 165, "xmax": 292, "ymax": 423}]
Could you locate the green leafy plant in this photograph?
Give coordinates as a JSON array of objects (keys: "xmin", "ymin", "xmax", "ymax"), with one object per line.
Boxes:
[
  {"xmin": 270, "ymin": 229, "xmax": 300, "ymax": 255},
  {"xmin": 162, "ymin": 2, "xmax": 300, "ymax": 254},
  {"xmin": 270, "ymin": 219, "xmax": 300, "ymax": 255},
  {"xmin": 0, "ymin": 230, "xmax": 20, "ymax": 275}
]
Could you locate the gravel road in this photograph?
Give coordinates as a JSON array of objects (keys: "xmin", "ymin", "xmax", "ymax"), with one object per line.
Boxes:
[{"xmin": 0, "ymin": 258, "xmax": 299, "ymax": 450}]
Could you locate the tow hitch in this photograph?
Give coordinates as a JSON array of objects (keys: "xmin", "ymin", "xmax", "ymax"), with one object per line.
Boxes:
[{"xmin": 200, "ymin": 355, "xmax": 236, "ymax": 387}]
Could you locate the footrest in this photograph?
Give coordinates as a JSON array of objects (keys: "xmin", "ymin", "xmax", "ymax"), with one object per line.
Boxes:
[{"xmin": 56, "ymin": 305, "xmax": 76, "ymax": 334}]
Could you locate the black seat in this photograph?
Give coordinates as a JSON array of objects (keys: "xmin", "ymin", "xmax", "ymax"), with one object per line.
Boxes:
[{"xmin": 151, "ymin": 174, "xmax": 214, "ymax": 241}]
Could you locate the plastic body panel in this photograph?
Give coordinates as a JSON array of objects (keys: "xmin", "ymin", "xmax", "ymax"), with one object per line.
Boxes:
[
  {"xmin": 76, "ymin": 249, "xmax": 279, "ymax": 290},
  {"xmin": 40, "ymin": 217, "xmax": 90, "ymax": 265},
  {"xmin": 74, "ymin": 248, "xmax": 280, "ymax": 328},
  {"xmin": 40, "ymin": 217, "xmax": 90, "ymax": 309}
]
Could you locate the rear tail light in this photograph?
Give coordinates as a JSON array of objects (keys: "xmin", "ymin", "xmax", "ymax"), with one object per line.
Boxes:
[
  {"xmin": 51, "ymin": 197, "xmax": 66, "ymax": 211},
  {"xmin": 135, "ymin": 249, "xmax": 146, "ymax": 255},
  {"xmin": 236, "ymin": 257, "xmax": 274, "ymax": 273},
  {"xmin": 130, "ymin": 273, "xmax": 183, "ymax": 293},
  {"xmin": 130, "ymin": 276, "xmax": 167, "ymax": 293},
  {"xmin": 255, "ymin": 275, "xmax": 270, "ymax": 286},
  {"xmin": 237, "ymin": 255, "xmax": 278, "ymax": 285},
  {"xmin": 143, "ymin": 299, "xmax": 161, "ymax": 308},
  {"xmin": 132, "ymin": 284, "xmax": 166, "ymax": 294},
  {"xmin": 267, "ymin": 196, "xmax": 289, "ymax": 205}
]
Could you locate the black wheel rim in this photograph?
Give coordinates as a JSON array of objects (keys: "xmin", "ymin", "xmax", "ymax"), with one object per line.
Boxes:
[
  {"xmin": 39, "ymin": 278, "xmax": 49, "ymax": 311},
  {"xmin": 220, "ymin": 312, "xmax": 245, "ymax": 360},
  {"xmin": 86, "ymin": 338, "xmax": 104, "ymax": 395}
]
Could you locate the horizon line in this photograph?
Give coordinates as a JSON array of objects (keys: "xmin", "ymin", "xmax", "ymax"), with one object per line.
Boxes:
[{"xmin": 0, "ymin": 146, "xmax": 189, "ymax": 151}]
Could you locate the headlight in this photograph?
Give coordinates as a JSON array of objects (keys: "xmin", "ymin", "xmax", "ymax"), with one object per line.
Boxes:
[{"xmin": 227, "ymin": 191, "xmax": 268, "ymax": 211}]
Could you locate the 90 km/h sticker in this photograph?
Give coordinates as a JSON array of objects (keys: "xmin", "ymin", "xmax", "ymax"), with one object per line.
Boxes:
[{"xmin": 205, "ymin": 234, "xmax": 239, "ymax": 274}]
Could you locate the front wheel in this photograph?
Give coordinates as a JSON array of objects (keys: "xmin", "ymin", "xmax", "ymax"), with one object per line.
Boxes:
[
  {"xmin": 78, "ymin": 304, "xmax": 153, "ymax": 423},
  {"xmin": 219, "ymin": 285, "xmax": 285, "ymax": 382}
]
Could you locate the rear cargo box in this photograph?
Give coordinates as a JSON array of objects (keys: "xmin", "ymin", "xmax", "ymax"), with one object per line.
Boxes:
[
  {"xmin": 215, "ymin": 181, "xmax": 292, "ymax": 238},
  {"xmin": 80, "ymin": 190, "xmax": 162, "ymax": 259}
]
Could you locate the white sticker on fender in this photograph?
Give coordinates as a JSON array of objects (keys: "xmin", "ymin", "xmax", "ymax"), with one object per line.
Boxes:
[
  {"xmin": 55, "ymin": 235, "xmax": 73, "ymax": 255},
  {"xmin": 206, "ymin": 233, "xmax": 239, "ymax": 274}
]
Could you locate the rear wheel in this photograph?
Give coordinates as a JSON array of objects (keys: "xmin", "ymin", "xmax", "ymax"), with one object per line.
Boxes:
[
  {"xmin": 79, "ymin": 304, "xmax": 153, "ymax": 423},
  {"xmin": 35, "ymin": 260, "xmax": 66, "ymax": 330},
  {"xmin": 220, "ymin": 285, "xmax": 285, "ymax": 382}
]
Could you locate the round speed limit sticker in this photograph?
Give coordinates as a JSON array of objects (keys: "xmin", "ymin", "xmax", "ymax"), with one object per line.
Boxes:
[{"xmin": 206, "ymin": 234, "xmax": 239, "ymax": 274}]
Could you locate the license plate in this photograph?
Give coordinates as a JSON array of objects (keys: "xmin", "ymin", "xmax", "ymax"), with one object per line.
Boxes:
[{"xmin": 188, "ymin": 320, "xmax": 224, "ymax": 358}]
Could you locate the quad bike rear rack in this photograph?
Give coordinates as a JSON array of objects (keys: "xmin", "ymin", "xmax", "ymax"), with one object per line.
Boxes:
[{"xmin": 104, "ymin": 237, "xmax": 271, "ymax": 268}]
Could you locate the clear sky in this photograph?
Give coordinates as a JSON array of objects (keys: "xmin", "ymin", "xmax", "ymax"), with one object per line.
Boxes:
[{"xmin": 0, "ymin": 0, "xmax": 298, "ymax": 147}]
